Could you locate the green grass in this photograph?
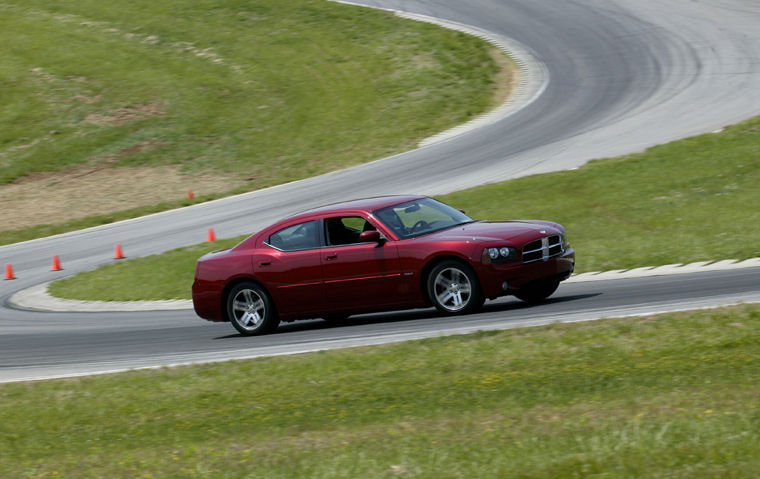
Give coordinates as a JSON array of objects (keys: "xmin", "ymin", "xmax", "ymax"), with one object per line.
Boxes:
[
  {"xmin": 444, "ymin": 117, "xmax": 760, "ymax": 272},
  {"xmin": 49, "ymin": 116, "xmax": 760, "ymax": 301},
  {"xmin": 2, "ymin": 305, "xmax": 759, "ymax": 477},
  {"xmin": 51, "ymin": 236, "xmax": 245, "ymax": 301},
  {"xmin": 0, "ymin": 0, "xmax": 503, "ymax": 241}
]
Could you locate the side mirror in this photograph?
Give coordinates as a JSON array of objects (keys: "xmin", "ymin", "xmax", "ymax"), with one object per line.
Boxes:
[{"xmin": 359, "ymin": 230, "xmax": 384, "ymax": 244}]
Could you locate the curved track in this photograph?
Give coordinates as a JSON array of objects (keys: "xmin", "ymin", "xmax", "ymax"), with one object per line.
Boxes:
[{"xmin": 2, "ymin": 0, "xmax": 760, "ymax": 381}]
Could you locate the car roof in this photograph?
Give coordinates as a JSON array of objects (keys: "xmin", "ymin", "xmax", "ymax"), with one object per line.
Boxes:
[{"xmin": 290, "ymin": 195, "xmax": 426, "ymax": 219}]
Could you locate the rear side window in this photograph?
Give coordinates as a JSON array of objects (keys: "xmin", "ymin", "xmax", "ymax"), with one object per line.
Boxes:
[{"xmin": 267, "ymin": 220, "xmax": 319, "ymax": 251}]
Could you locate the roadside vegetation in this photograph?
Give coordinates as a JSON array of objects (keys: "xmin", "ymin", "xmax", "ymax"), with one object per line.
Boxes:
[
  {"xmin": 49, "ymin": 116, "xmax": 760, "ymax": 301},
  {"xmin": 0, "ymin": 0, "xmax": 507, "ymax": 244},
  {"xmin": 2, "ymin": 305, "xmax": 758, "ymax": 477},
  {"xmin": 446, "ymin": 116, "xmax": 760, "ymax": 272}
]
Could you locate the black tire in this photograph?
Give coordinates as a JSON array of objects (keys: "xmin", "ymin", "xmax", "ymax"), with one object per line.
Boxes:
[
  {"xmin": 514, "ymin": 279, "xmax": 560, "ymax": 304},
  {"xmin": 427, "ymin": 260, "xmax": 484, "ymax": 315},
  {"xmin": 226, "ymin": 282, "xmax": 279, "ymax": 336}
]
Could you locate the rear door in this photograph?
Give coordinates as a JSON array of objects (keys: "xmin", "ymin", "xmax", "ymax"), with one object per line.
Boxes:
[{"xmin": 253, "ymin": 220, "xmax": 324, "ymax": 316}]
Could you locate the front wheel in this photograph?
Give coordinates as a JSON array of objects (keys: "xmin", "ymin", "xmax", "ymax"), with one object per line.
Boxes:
[
  {"xmin": 427, "ymin": 261, "xmax": 483, "ymax": 314},
  {"xmin": 514, "ymin": 280, "xmax": 560, "ymax": 304},
  {"xmin": 227, "ymin": 282, "xmax": 279, "ymax": 336}
]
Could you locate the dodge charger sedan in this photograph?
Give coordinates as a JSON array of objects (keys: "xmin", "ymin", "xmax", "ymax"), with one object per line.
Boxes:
[{"xmin": 192, "ymin": 196, "xmax": 575, "ymax": 335}]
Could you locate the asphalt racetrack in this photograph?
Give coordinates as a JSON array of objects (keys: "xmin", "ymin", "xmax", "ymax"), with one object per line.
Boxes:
[{"xmin": 2, "ymin": 0, "xmax": 760, "ymax": 381}]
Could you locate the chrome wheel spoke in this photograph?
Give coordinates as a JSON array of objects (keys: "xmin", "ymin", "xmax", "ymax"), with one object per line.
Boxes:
[
  {"xmin": 243, "ymin": 290, "xmax": 255, "ymax": 304},
  {"xmin": 438, "ymin": 291, "xmax": 454, "ymax": 305},
  {"xmin": 452, "ymin": 290, "xmax": 464, "ymax": 306}
]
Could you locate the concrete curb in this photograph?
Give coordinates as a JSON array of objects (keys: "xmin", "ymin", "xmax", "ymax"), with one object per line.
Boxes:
[
  {"xmin": 565, "ymin": 258, "xmax": 760, "ymax": 283},
  {"xmin": 9, "ymin": 258, "xmax": 760, "ymax": 313},
  {"xmin": 9, "ymin": 282, "xmax": 193, "ymax": 313}
]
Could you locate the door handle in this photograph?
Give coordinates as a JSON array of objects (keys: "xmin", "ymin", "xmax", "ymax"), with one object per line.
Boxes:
[
  {"xmin": 258, "ymin": 261, "xmax": 271, "ymax": 266},
  {"xmin": 325, "ymin": 254, "xmax": 338, "ymax": 261}
]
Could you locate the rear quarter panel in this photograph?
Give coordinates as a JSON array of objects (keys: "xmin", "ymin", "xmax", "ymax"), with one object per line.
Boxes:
[{"xmin": 192, "ymin": 248, "xmax": 255, "ymax": 322}]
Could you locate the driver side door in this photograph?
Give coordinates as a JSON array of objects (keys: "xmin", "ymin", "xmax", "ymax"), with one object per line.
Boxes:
[{"xmin": 320, "ymin": 216, "xmax": 408, "ymax": 312}]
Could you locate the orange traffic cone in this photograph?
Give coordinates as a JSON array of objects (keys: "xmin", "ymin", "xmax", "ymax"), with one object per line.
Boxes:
[
  {"xmin": 207, "ymin": 227, "xmax": 216, "ymax": 242},
  {"xmin": 114, "ymin": 243, "xmax": 125, "ymax": 259},
  {"xmin": 51, "ymin": 255, "xmax": 62, "ymax": 271},
  {"xmin": 4, "ymin": 264, "xmax": 15, "ymax": 280}
]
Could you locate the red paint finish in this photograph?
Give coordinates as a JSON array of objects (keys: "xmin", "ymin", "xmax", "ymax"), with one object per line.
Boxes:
[{"xmin": 192, "ymin": 196, "xmax": 575, "ymax": 325}]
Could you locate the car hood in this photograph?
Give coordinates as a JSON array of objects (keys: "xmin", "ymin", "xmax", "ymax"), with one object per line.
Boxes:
[{"xmin": 421, "ymin": 220, "xmax": 563, "ymax": 244}]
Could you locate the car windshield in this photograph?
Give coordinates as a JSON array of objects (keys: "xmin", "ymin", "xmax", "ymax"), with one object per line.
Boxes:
[{"xmin": 373, "ymin": 197, "xmax": 473, "ymax": 239}]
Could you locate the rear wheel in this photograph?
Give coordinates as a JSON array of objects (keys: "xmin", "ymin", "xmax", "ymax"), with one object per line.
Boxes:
[
  {"xmin": 514, "ymin": 279, "xmax": 560, "ymax": 304},
  {"xmin": 227, "ymin": 282, "xmax": 279, "ymax": 336},
  {"xmin": 427, "ymin": 260, "xmax": 483, "ymax": 314}
]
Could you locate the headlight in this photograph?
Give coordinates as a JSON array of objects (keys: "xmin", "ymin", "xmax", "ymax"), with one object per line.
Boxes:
[{"xmin": 482, "ymin": 246, "xmax": 516, "ymax": 264}]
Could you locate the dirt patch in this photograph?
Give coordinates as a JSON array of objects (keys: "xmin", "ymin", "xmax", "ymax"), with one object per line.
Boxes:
[
  {"xmin": 67, "ymin": 94, "xmax": 101, "ymax": 104},
  {"xmin": 0, "ymin": 166, "xmax": 247, "ymax": 231},
  {"xmin": 9, "ymin": 140, "xmax": 173, "ymax": 186},
  {"xmin": 109, "ymin": 140, "xmax": 172, "ymax": 161},
  {"xmin": 489, "ymin": 46, "xmax": 519, "ymax": 108},
  {"xmin": 85, "ymin": 102, "xmax": 166, "ymax": 126}
]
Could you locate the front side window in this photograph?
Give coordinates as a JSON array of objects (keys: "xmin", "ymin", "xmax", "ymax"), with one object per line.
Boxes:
[
  {"xmin": 374, "ymin": 198, "xmax": 473, "ymax": 239},
  {"xmin": 267, "ymin": 220, "xmax": 319, "ymax": 251},
  {"xmin": 324, "ymin": 216, "xmax": 376, "ymax": 246}
]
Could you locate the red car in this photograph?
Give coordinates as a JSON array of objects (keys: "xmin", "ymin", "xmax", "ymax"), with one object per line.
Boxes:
[{"xmin": 192, "ymin": 196, "xmax": 575, "ymax": 335}]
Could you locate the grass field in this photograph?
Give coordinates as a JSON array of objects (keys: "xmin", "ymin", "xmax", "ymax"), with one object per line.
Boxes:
[
  {"xmin": 49, "ymin": 115, "xmax": 760, "ymax": 301},
  {"xmin": 1, "ymin": 305, "xmax": 758, "ymax": 477},
  {"xmin": 0, "ymin": 0, "xmax": 506, "ymax": 242}
]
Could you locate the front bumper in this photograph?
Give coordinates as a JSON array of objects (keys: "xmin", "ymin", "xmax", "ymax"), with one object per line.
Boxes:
[{"xmin": 475, "ymin": 248, "xmax": 575, "ymax": 299}]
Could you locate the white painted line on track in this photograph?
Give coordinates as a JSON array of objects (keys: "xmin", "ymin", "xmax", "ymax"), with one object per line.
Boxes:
[{"xmin": 567, "ymin": 258, "xmax": 760, "ymax": 283}]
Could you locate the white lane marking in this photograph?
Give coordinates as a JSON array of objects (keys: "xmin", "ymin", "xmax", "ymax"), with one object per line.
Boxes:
[{"xmin": 567, "ymin": 258, "xmax": 760, "ymax": 283}]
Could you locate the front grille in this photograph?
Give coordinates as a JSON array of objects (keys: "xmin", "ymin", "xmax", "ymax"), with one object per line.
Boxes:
[{"xmin": 522, "ymin": 235, "xmax": 563, "ymax": 263}]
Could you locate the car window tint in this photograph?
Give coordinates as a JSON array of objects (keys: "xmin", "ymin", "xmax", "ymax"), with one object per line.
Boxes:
[
  {"xmin": 267, "ymin": 220, "xmax": 319, "ymax": 251},
  {"xmin": 325, "ymin": 216, "xmax": 374, "ymax": 246}
]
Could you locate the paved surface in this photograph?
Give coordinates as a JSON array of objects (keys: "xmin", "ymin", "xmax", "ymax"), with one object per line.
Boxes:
[
  {"xmin": 2, "ymin": 0, "xmax": 760, "ymax": 382},
  {"xmin": 3, "ymin": 268, "xmax": 759, "ymax": 383},
  {"xmin": 8, "ymin": 257, "xmax": 760, "ymax": 312}
]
